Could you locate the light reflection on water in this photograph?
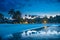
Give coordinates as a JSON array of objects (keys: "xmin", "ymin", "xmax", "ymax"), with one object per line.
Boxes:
[
  {"xmin": 21, "ymin": 26, "xmax": 60, "ymax": 39},
  {"xmin": 1, "ymin": 24, "xmax": 60, "ymax": 40},
  {"xmin": 5, "ymin": 30, "xmax": 60, "ymax": 40},
  {"xmin": 22, "ymin": 30, "xmax": 60, "ymax": 38}
]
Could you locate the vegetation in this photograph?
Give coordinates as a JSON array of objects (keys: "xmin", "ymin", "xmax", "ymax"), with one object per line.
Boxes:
[{"xmin": 0, "ymin": 9, "xmax": 60, "ymax": 24}]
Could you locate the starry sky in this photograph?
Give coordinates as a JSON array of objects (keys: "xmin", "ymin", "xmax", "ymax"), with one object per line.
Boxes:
[{"xmin": 0, "ymin": 0, "xmax": 60, "ymax": 17}]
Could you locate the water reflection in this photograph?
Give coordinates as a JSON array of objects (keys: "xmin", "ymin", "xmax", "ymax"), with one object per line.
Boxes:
[
  {"xmin": 22, "ymin": 30, "xmax": 60, "ymax": 38},
  {"xmin": 2, "ymin": 26, "xmax": 60, "ymax": 40},
  {"xmin": 22, "ymin": 26, "xmax": 60, "ymax": 39}
]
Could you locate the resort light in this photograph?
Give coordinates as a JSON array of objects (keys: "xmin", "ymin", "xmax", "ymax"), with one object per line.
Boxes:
[
  {"xmin": 44, "ymin": 26, "xmax": 47, "ymax": 29},
  {"xmin": 43, "ymin": 20, "xmax": 47, "ymax": 24}
]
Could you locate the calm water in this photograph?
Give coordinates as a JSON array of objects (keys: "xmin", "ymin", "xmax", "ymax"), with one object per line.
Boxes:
[{"xmin": 0, "ymin": 24, "xmax": 60, "ymax": 39}]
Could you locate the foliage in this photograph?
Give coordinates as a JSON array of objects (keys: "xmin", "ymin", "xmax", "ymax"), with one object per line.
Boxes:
[{"xmin": 0, "ymin": 9, "xmax": 60, "ymax": 24}]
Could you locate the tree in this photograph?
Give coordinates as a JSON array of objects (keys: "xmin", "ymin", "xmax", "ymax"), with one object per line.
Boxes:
[
  {"xmin": 48, "ymin": 16, "xmax": 53, "ymax": 23},
  {"xmin": 8, "ymin": 9, "xmax": 15, "ymax": 17},
  {"xmin": 29, "ymin": 15, "xmax": 31, "ymax": 17},
  {"xmin": 31, "ymin": 15, "xmax": 34, "ymax": 18},
  {"xmin": 34, "ymin": 17, "xmax": 41, "ymax": 23},
  {"xmin": 8, "ymin": 9, "xmax": 22, "ymax": 23},
  {"xmin": 42, "ymin": 15, "xmax": 48, "ymax": 23},
  {"xmin": 25, "ymin": 14, "xmax": 27, "ymax": 17},
  {"xmin": 12, "ymin": 11, "xmax": 21, "ymax": 19},
  {"xmin": 55, "ymin": 15, "xmax": 60, "ymax": 23},
  {"xmin": 0, "ymin": 13, "xmax": 4, "ymax": 20},
  {"xmin": 14, "ymin": 11, "xmax": 22, "ymax": 23}
]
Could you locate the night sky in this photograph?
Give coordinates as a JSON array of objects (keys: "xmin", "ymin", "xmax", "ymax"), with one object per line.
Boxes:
[{"xmin": 0, "ymin": 0, "xmax": 60, "ymax": 17}]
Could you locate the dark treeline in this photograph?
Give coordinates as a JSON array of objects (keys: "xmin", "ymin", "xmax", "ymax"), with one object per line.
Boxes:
[{"xmin": 0, "ymin": 9, "xmax": 60, "ymax": 24}]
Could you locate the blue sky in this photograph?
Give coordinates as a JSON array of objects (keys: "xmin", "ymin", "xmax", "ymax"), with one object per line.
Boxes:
[{"xmin": 0, "ymin": 0, "xmax": 60, "ymax": 17}]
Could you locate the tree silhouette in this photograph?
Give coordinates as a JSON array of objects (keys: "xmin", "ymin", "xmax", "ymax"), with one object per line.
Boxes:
[
  {"xmin": 48, "ymin": 16, "xmax": 53, "ymax": 23},
  {"xmin": 8, "ymin": 9, "xmax": 15, "ymax": 17},
  {"xmin": 0, "ymin": 13, "xmax": 4, "ymax": 20},
  {"xmin": 12, "ymin": 11, "xmax": 21, "ymax": 19},
  {"xmin": 8, "ymin": 9, "xmax": 22, "ymax": 23},
  {"xmin": 29, "ymin": 15, "xmax": 31, "ymax": 17},
  {"xmin": 14, "ymin": 11, "xmax": 22, "ymax": 23},
  {"xmin": 25, "ymin": 14, "xmax": 27, "ymax": 17}
]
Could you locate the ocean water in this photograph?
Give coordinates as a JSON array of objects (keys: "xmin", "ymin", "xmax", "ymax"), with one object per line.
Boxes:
[{"xmin": 0, "ymin": 24, "xmax": 60, "ymax": 40}]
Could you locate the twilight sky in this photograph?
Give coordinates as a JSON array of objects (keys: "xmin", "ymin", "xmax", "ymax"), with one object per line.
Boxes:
[{"xmin": 0, "ymin": 0, "xmax": 60, "ymax": 17}]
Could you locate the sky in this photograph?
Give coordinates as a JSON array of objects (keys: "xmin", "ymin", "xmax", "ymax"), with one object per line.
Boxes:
[{"xmin": 0, "ymin": 0, "xmax": 60, "ymax": 17}]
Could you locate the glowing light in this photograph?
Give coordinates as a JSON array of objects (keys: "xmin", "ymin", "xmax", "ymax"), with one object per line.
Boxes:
[
  {"xmin": 44, "ymin": 26, "xmax": 47, "ymax": 29},
  {"xmin": 43, "ymin": 20, "xmax": 47, "ymax": 24},
  {"xmin": 24, "ymin": 21, "xmax": 28, "ymax": 24}
]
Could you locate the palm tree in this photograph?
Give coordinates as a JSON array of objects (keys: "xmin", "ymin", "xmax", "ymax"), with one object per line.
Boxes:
[
  {"xmin": 12, "ymin": 10, "xmax": 21, "ymax": 19},
  {"xmin": 49, "ymin": 16, "xmax": 53, "ymax": 23},
  {"xmin": 29, "ymin": 15, "xmax": 31, "ymax": 17},
  {"xmin": 8, "ymin": 9, "xmax": 15, "ymax": 17},
  {"xmin": 25, "ymin": 14, "xmax": 27, "ymax": 20},
  {"xmin": 25, "ymin": 14, "xmax": 27, "ymax": 17},
  {"xmin": 14, "ymin": 11, "xmax": 22, "ymax": 23},
  {"xmin": 8, "ymin": 9, "xmax": 22, "ymax": 23},
  {"xmin": 16, "ymin": 11, "xmax": 21, "ymax": 17}
]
